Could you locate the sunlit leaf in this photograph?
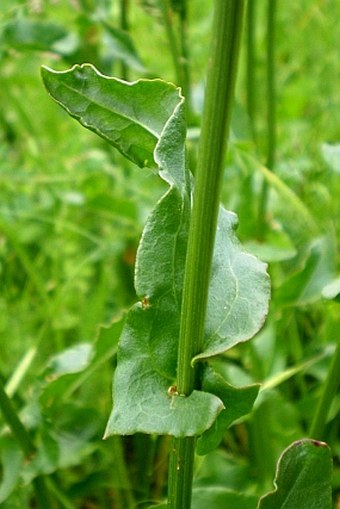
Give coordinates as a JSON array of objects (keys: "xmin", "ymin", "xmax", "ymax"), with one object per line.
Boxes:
[{"xmin": 41, "ymin": 64, "xmax": 183, "ymax": 168}]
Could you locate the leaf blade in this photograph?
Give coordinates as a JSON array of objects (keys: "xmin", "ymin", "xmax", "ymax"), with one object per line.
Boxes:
[
  {"xmin": 257, "ymin": 439, "xmax": 333, "ymax": 509},
  {"xmin": 41, "ymin": 63, "xmax": 183, "ymax": 168},
  {"xmin": 195, "ymin": 207, "xmax": 270, "ymax": 362}
]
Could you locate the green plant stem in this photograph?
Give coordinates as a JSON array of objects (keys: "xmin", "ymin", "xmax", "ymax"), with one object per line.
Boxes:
[
  {"xmin": 258, "ymin": 0, "xmax": 277, "ymax": 238},
  {"xmin": 0, "ymin": 377, "xmax": 52, "ymax": 508},
  {"xmin": 0, "ymin": 377, "xmax": 35, "ymax": 457},
  {"xmin": 47, "ymin": 478, "xmax": 77, "ymax": 509},
  {"xmin": 246, "ymin": 0, "xmax": 257, "ymax": 139},
  {"xmin": 111, "ymin": 436, "xmax": 135, "ymax": 509},
  {"xmin": 167, "ymin": 437, "xmax": 196, "ymax": 508},
  {"xmin": 159, "ymin": 0, "xmax": 184, "ymax": 93},
  {"xmin": 310, "ymin": 339, "xmax": 340, "ymax": 440},
  {"xmin": 178, "ymin": 0, "xmax": 191, "ymax": 113},
  {"xmin": 120, "ymin": 0, "xmax": 130, "ymax": 80},
  {"xmin": 167, "ymin": 2, "xmax": 245, "ymax": 508}
]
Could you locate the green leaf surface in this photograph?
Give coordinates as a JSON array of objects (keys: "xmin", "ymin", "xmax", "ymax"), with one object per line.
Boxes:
[
  {"xmin": 102, "ymin": 21, "xmax": 146, "ymax": 72},
  {"xmin": 2, "ymin": 19, "xmax": 77, "ymax": 55},
  {"xmin": 322, "ymin": 277, "xmax": 340, "ymax": 302},
  {"xmin": 147, "ymin": 488, "xmax": 257, "ymax": 509},
  {"xmin": 44, "ymin": 343, "xmax": 93, "ymax": 378},
  {"xmin": 257, "ymin": 439, "xmax": 333, "ymax": 509},
  {"xmin": 245, "ymin": 227, "xmax": 297, "ymax": 263},
  {"xmin": 196, "ymin": 207, "xmax": 270, "ymax": 362},
  {"xmin": 42, "ymin": 64, "xmax": 269, "ymax": 437},
  {"xmin": 197, "ymin": 367, "xmax": 260, "ymax": 455},
  {"xmin": 0, "ymin": 439, "xmax": 23, "ymax": 503},
  {"xmin": 135, "ymin": 187, "xmax": 189, "ymax": 378},
  {"xmin": 321, "ymin": 142, "xmax": 340, "ymax": 174},
  {"xmin": 21, "ymin": 429, "xmax": 59, "ymax": 484},
  {"xmin": 104, "ymin": 304, "xmax": 224, "ymax": 437},
  {"xmin": 41, "ymin": 64, "xmax": 183, "ymax": 168},
  {"xmin": 275, "ymin": 236, "xmax": 336, "ymax": 307},
  {"xmin": 192, "ymin": 487, "xmax": 258, "ymax": 509}
]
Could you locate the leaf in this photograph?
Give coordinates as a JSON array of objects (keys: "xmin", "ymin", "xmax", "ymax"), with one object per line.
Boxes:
[
  {"xmin": 104, "ymin": 302, "xmax": 223, "ymax": 438},
  {"xmin": 245, "ymin": 226, "xmax": 297, "ymax": 263},
  {"xmin": 321, "ymin": 142, "xmax": 340, "ymax": 174},
  {"xmin": 146, "ymin": 488, "xmax": 258, "ymax": 509},
  {"xmin": 135, "ymin": 187, "xmax": 189, "ymax": 378},
  {"xmin": 42, "ymin": 64, "xmax": 270, "ymax": 437},
  {"xmin": 322, "ymin": 277, "xmax": 340, "ymax": 302},
  {"xmin": 41, "ymin": 64, "xmax": 183, "ymax": 169},
  {"xmin": 2, "ymin": 19, "xmax": 77, "ymax": 55},
  {"xmin": 102, "ymin": 22, "xmax": 146, "ymax": 72},
  {"xmin": 275, "ymin": 236, "xmax": 336, "ymax": 307},
  {"xmin": 192, "ymin": 487, "xmax": 258, "ymax": 509},
  {"xmin": 244, "ymin": 153, "xmax": 318, "ymax": 234},
  {"xmin": 0, "ymin": 438, "xmax": 23, "ymax": 503},
  {"xmin": 21, "ymin": 429, "xmax": 59, "ymax": 484},
  {"xmin": 257, "ymin": 439, "xmax": 333, "ymax": 509},
  {"xmin": 39, "ymin": 316, "xmax": 123, "ymax": 407},
  {"xmin": 196, "ymin": 367, "xmax": 260, "ymax": 455},
  {"xmin": 44, "ymin": 343, "xmax": 94, "ymax": 379},
  {"xmin": 195, "ymin": 207, "xmax": 270, "ymax": 362}
]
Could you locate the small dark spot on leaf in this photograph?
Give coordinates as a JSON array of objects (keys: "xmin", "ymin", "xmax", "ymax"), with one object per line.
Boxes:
[
  {"xmin": 311, "ymin": 440, "xmax": 327, "ymax": 447},
  {"xmin": 141, "ymin": 296, "xmax": 150, "ymax": 309}
]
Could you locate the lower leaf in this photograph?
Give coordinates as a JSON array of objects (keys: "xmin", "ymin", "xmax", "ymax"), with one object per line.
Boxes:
[
  {"xmin": 104, "ymin": 305, "xmax": 224, "ymax": 437},
  {"xmin": 197, "ymin": 366, "xmax": 260, "ymax": 455},
  {"xmin": 257, "ymin": 439, "xmax": 333, "ymax": 509}
]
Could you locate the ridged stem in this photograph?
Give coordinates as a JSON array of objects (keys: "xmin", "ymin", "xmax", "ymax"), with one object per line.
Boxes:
[
  {"xmin": 120, "ymin": 0, "xmax": 130, "ymax": 80},
  {"xmin": 246, "ymin": 0, "xmax": 257, "ymax": 140},
  {"xmin": 167, "ymin": 2, "xmax": 245, "ymax": 508},
  {"xmin": 258, "ymin": 0, "xmax": 277, "ymax": 237},
  {"xmin": 310, "ymin": 339, "xmax": 340, "ymax": 440},
  {"xmin": 159, "ymin": 0, "xmax": 184, "ymax": 90}
]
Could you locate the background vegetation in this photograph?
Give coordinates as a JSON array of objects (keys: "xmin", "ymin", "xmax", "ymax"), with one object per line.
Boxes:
[{"xmin": 0, "ymin": 0, "xmax": 340, "ymax": 507}]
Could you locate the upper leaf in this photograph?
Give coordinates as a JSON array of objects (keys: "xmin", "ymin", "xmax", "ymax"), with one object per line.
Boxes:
[
  {"xmin": 41, "ymin": 63, "xmax": 183, "ymax": 169},
  {"xmin": 257, "ymin": 439, "xmax": 332, "ymax": 509}
]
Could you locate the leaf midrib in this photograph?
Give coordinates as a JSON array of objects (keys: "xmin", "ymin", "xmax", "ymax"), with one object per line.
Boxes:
[{"xmin": 53, "ymin": 77, "xmax": 162, "ymax": 140}]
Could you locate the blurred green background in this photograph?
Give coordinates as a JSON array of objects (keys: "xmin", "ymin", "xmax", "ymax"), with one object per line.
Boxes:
[{"xmin": 1, "ymin": 1, "xmax": 340, "ymax": 507}]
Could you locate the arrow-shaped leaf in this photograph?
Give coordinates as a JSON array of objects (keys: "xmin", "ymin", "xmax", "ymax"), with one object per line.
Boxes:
[{"xmin": 41, "ymin": 63, "xmax": 183, "ymax": 169}]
